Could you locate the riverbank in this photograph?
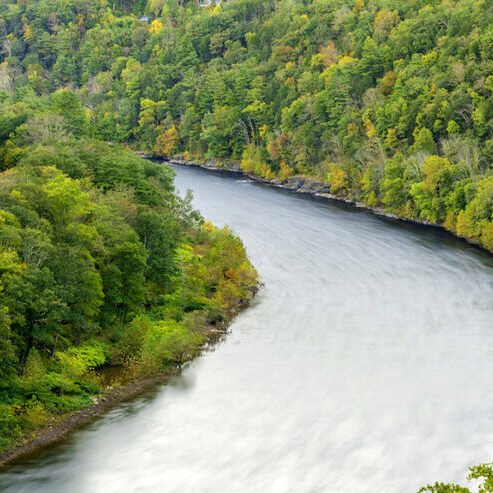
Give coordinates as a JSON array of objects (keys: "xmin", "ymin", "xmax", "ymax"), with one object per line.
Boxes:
[
  {"xmin": 3, "ymin": 153, "xmax": 493, "ymax": 493},
  {"xmin": 148, "ymin": 155, "xmax": 492, "ymax": 256},
  {"xmin": 0, "ymin": 296, "xmax": 256, "ymax": 469},
  {"xmin": 0, "ymin": 370, "xmax": 177, "ymax": 468}
]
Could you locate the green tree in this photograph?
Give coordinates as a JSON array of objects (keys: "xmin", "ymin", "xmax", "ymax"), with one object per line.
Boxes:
[{"xmin": 50, "ymin": 90, "xmax": 90, "ymax": 138}]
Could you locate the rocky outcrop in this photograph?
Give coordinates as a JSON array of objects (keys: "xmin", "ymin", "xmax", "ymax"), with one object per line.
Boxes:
[{"xmin": 166, "ymin": 156, "xmax": 243, "ymax": 172}]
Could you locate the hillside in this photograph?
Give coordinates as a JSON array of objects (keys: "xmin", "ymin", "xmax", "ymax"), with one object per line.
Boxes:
[
  {"xmin": 0, "ymin": 0, "xmax": 492, "ymax": 250},
  {"xmin": 0, "ymin": 0, "xmax": 493, "ymax": 488},
  {"xmin": 0, "ymin": 0, "xmax": 262, "ymax": 454}
]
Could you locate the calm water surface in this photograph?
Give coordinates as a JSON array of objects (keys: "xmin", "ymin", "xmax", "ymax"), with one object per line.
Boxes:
[{"xmin": 1, "ymin": 164, "xmax": 492, "ymax": 492}]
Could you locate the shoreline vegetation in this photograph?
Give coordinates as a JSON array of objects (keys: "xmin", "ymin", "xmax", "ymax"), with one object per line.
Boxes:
[
  {"xmin": 0, "ymin": 0, "xmax": 492, "ymax": 489},
  {"xmin": 0, "ymin": 295, "xmax": 256, "ymax": 469},
  {"xmin": 0, "ymin": 138, "xmax": 259, "ymax": 467},
  {"xmin": 146, "ymin": 154, "xmax": 493, "ymax": 256},
  {"xmin": 1, "ymin": 0, "xmax": 492, "ymax": 258}
]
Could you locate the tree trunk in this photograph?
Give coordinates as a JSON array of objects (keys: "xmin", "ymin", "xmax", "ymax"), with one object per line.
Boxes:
[
  {"xmin": 19, "ymin": 333, "xmax": 33, "ymax": 374},
  {"xmin": 51, "ymin": 332, "xmax": 59, "ymax": 358}
]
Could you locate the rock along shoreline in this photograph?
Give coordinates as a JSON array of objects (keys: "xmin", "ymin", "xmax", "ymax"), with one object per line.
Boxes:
[{"xmin": 147, "ymin": 154, "xmax": 492, "ymax": 256}]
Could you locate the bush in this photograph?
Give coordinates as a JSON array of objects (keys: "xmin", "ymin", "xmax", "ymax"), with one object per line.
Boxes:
[{"xmin": 56, "ymin": 342, "xmax": 108, "ymax": 378}]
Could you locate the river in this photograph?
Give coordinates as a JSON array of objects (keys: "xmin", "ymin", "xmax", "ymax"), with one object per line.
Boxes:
[{"xmin": 1, "ymin": 164, "xmax": 492, "ymax": 492}]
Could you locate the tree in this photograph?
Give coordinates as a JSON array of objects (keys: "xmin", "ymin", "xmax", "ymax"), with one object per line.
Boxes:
[
  {"xmin": 17, "ymin": 114, "xmax": 70, "ymax": 145},
  {"xmin": 50, "ymin": 90, "xmax": 89, "ymax": 138},
  {"xmin": 0, "ymin": 307, "xmax": 16, "ymax": 378},
  {"xmin": 418, "ymin": 462, "xmax": 493, "ymax": 493},
  {"xmin": 136, "ymin": 208, "xmax": 181, "ymax": 286},
  {"xmin": 146, "ymin": 320, "xmax": 202, "ymax": 367},
  {"xmin": 113, "ymin": 241, "xmax": 147, "ymax": 321},
  {"xmin": 5, "ymin": 266, "xmax": 63, "ymax": 369},
  {"xmin": 155, "ymin": 124, "xmax": 178, "ymax": 156},
  {"xmin": 411, "ymin": 127, "xmax": 436, "ymax": 155}
]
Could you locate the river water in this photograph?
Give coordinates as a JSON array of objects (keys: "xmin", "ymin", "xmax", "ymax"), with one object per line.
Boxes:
[{"xmin": 1, "ymin": 164, "xmax": 492, "ymax": 492}]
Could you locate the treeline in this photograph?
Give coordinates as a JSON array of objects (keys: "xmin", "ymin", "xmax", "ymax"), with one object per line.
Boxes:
[
  {"xmin": 0, "ymin": 0, "xmax": 491, "ymax": 249},
  {"xmin": 419, "ymin": 462, "xmax": 493, "ymax": 492},
  {"xmin": 0, "ymin": 89, "xmax": 257, "ymax": 452}
]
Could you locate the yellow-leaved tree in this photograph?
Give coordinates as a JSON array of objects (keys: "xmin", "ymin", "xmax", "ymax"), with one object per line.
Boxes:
[
  {"xmin": 149, "ymin": 19, "xmax": 163, "ymax": 35},
  {"xmin": 155, "ymin": 124, "xmax": 178, "ymax": 156}
]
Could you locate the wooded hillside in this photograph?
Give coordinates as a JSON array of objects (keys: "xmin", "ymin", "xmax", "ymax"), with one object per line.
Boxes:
[{"xmin": 1, "ymin": 0, "xmax": 492, "ymax": 249}]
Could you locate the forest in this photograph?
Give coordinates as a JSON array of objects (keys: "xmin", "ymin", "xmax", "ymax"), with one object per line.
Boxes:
[
  {"xmin": 0, "ymin": 127, "xmax": 258, "ymax": 452},
  {"xmin": 0, "ymin": 0, "xmax": 492, "ymax": 487},
  {"xmin": 0, "ymin": 53, "xmax": 258, "ymax": 453},
  {"xmin": 0, "ymin": 0, "xmax": 491, "ymax": 250}
]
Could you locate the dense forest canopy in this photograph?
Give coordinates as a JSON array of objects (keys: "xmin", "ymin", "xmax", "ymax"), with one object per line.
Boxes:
[
  {"xmin": 0, "ymin": 0, "xmax": 264, "ymax": 453},
  {"xmin": 0, "ymin": 1, "xmax": 492, "ymax": 489},
  {"xmin": 0, "ymin": 130, "xmax": 258, "ymax": 452},
  {"xmin": 0, "ymin": 0, "xmax": 492, "ymax": 478},
  {"xmin": 0, "ymin": 127, "xmax": 258, "ymax": 452},
  {"xmin": 0, "ymin": 0, "xmax": 491, "ymax": 250}
]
